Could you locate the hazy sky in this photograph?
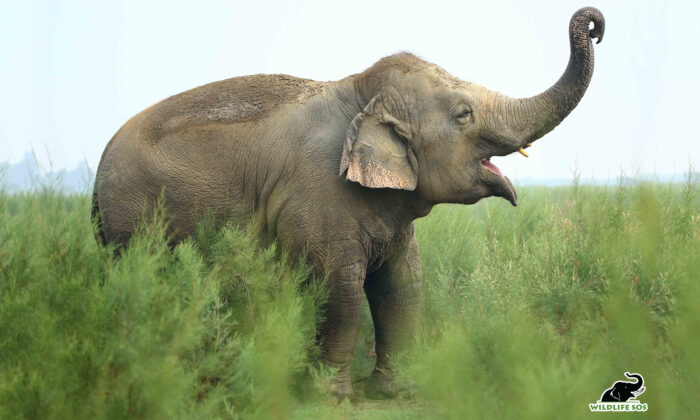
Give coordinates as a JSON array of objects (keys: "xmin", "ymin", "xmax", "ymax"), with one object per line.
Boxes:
[{"xmin": 1, "ymin": 0, "xmax": 698, "ymax": 181}]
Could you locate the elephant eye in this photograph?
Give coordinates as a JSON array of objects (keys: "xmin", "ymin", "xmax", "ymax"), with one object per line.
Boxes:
[{"xmin": 455, "ymin": 107, "xmax": 473, "ymax": 122}]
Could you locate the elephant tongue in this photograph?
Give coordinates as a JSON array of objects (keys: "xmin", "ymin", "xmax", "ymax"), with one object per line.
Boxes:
[{"xmin": 481, "ymin": 159, "xmax": 503, "ymax": 177}]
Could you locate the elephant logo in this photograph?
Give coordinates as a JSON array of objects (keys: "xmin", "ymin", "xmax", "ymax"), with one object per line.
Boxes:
[
  {"xmin": 600, "ymin": 372, "xmax": 646, "ymax": 402},
  {"xmin": 589, "ymin": 372, "xmax": 648, "ymax": 412}
]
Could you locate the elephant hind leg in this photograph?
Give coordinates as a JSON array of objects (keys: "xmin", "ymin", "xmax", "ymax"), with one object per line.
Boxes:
[{"xmin": 91, "ymin": 191, "xmax": 106, "ymax": 247}]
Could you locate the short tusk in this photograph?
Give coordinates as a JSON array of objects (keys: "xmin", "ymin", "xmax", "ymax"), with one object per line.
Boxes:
[{"xmin": 518, "ymin": 148, "xmax": 529, "ymax": 157}]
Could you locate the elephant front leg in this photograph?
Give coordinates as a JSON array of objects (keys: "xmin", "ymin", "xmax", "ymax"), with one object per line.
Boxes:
[
  {"xmin": 363, "ymin": 234, "xmax": 422, "ymax": 399},
  {"xmin": 317, "ymin": 260, "xmax": 366, "ymax": 401}
]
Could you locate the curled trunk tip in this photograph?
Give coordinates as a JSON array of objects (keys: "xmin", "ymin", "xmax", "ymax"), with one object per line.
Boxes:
[
  {"xmin": 496, "ymin": 7, "xmax": 605, "ymax": 150},
  {"xmin": 574, "ymin": 7, "xmax": 605, "ymax": 44}
]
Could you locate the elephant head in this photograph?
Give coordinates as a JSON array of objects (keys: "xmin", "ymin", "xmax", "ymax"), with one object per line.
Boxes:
[
  {"xmin": 340, "ymin": 7, "xmax": 604, "ymax": 206},
  {"xmin": 601, "ymin": 372, "xmax": 646, "ymax": 402}
]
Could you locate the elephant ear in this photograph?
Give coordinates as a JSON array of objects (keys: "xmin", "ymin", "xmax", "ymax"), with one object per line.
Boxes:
[
  {"xmin": 339, "ymin": 92, "xmax": 418, "ymax": 190},
  {"xmin": 611, "ymin": 388, "xmax": 621, "ymax": 401}
]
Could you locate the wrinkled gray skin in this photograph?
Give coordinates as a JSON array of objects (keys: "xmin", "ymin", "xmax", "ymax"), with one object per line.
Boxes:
[{"xmin": 93, "ymin": 8, "xmax": 604, "ymax": 400}]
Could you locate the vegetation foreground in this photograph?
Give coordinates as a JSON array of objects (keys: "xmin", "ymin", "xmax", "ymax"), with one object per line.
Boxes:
[{"xmin": 0, "ymin": 175, "xmax": 698, "ymax": 419}]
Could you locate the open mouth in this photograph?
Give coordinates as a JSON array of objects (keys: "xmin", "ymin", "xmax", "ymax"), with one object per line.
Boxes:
[
  {"xmin": 480, "ymin": 156, "xmax": 516, "ymax": 206},
  {"xmin": 477, "ymin": 144, "xmax": 531, "ymax": 207},
  {"xmin": 481, "ymin": 158, "xmax": 503, "ymax": 177},
  {"xmin": 480, "ymin": 144, "xmax": 530, "ymax": 178}
]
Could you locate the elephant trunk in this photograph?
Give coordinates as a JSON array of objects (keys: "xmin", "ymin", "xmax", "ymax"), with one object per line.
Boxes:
[
  {"xmin": 483, "ymin": 7, "xmax": 604, "ymax": 154},
  {"xmin": 625, "ymin": 372, "xmax": 644, "ymax": 391}
]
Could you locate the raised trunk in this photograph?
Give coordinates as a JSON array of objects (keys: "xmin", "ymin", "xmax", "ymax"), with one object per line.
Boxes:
[
  {"xmin": 625, "ymin": 373, "xmax": 644, "ymax": 391},
  {"xmin": 487, "ymin": 7, "xmax": 604, "ymax": 152}
]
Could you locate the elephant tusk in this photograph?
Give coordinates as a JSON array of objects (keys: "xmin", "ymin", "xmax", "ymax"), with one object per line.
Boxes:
[{"xmin": 518, "ymin": 148, "xmax": 529, "ymax": 157}]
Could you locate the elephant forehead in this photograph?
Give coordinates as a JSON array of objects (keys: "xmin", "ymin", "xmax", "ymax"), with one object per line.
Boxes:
[{"xmin": 401, "ymin": 64, "xmax": 463, "ymax": 90}]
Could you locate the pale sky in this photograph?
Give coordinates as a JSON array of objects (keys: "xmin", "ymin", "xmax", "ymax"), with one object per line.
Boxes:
[{"xmin": 1, "ymin": 0, "xmax": 698, "ymax": 181}]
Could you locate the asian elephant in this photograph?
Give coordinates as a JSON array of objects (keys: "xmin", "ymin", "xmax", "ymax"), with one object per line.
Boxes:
[
  {"xmin": 92, "ymin": 7, "xmax": 604, "ymax": 399},
  {"xmin": 600, "ymin": 372, "xmax": 646, "ymax": 402}
]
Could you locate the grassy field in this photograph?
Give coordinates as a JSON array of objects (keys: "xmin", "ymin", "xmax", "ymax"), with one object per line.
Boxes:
[{"xmin": 1, "ymin": 173, "xmax": 698, "ymax": 419}]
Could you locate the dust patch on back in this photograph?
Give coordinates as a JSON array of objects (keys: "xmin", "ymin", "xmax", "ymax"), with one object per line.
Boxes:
[{"xmin": 152, "ymin": 74, "xmax": 324, "ymax": 140}]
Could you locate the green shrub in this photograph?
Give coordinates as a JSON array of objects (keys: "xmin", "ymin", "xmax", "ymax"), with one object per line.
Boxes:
[
  {"xmin": 409, "ymin": 176, "xmax": 699, "ymax": 419},
  {"xmin": 0, "ymin": 187, "xmax": 326, "ymax": 419},
  {"xmin": 0, "ymin": 171, "xmax": 697, "ymax": 418}
]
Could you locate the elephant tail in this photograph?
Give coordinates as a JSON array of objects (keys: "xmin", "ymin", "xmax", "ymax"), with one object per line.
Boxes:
[{"xmin": 91, "ymin": 190, "xmax": 106, "ymax": 247}]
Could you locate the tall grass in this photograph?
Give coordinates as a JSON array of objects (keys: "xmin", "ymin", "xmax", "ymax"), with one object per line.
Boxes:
[
  {"xmin": 0, "ymin": 188, "xmax": 326, "ymax": 418},
  {"xmin": 411, "ymin": 175, "xmax": 699, "ymax": 419},
  {"xmin": 0, "ymin": 172, "xmax": 697, "ymax": 419}
]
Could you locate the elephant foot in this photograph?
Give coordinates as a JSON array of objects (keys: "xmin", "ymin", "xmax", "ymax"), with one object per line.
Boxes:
[
  {"xmin": 329, "ymin": 379, "xmax": 354, "ymax": 402},
  {"xmin": 324, "ymin": 362, "xmax": 354, "ymax": 402},
  {"xmin": 365, "ymin": 368, "xmax": 414, "ymax": 400}
]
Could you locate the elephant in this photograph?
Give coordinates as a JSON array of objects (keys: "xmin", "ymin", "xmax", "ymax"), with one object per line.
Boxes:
[
  {"xmin": 92, "ymin": 7, "xmax": 604, "ymax": 400},
  {"xmin": 600, "ymin": 372, "xmax": 646, "ymax": 402}
]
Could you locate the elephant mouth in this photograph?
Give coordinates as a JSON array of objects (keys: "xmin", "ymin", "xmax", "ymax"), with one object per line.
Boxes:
[
  {"xmin": 481, "ymin": 158, "xmax": 503, "ymax": 176},
  {"xmin": 480, "ymin": 157, "xmax": 518, "ymax": 207}
]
